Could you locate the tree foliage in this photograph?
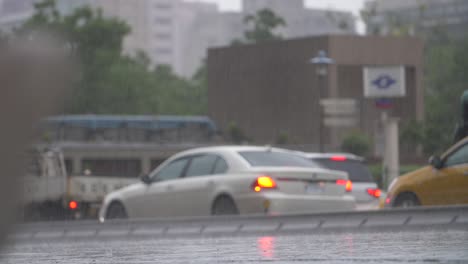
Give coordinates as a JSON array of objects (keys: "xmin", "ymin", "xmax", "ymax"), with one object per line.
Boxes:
[
  {"xmin": 241, "ymin": 8, "xmax": 286, "ymax": 44},
  {"xmin": 341, "ymin": 132, "xmax": 371, "ymax": 157},
  {"xmin": 423, "ymin": 38, "xmax": 468, "ymax": 154},
  {"xmin": 16, "ymin": 0, "xmax": 207, "ymax": 116}
]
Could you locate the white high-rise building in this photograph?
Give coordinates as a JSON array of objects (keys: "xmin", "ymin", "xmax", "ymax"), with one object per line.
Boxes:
[{"xmin": 93, "ymin": 0, "xmax": 219, "ymax": 77}]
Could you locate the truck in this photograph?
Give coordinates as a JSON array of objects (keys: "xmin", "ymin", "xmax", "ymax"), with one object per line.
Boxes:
[
  {"xmin": 20, "ymin": 142, "xmax": 209, "ymax": 220},
  {"xmin": 21, "ymin": 147, "xmax": 138, "ymax": 220}
]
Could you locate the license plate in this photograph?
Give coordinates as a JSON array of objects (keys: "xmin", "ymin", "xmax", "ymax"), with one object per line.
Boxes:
[{"xmin": 306, "ymin": 183, "xmax": 323, "ymax": 193}]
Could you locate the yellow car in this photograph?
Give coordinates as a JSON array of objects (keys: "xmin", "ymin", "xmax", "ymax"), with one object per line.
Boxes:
[{"xmin": 383, "ymin": 137, "xmax": 468, "ymax": 208}]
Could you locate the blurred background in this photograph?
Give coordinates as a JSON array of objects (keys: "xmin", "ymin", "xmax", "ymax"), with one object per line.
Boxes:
[
  {"xmin": 0, "ymin": 0, "xmax": 467, "ymax": 220},
  {"xmin": 1, "ymin": 1, "xmax": 468, "ymax": 263}
]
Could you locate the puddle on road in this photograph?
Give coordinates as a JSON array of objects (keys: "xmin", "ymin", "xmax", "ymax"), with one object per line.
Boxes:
[{"xmin": 1, "ymin": 230, "xmax": 468, "ymax": 263}]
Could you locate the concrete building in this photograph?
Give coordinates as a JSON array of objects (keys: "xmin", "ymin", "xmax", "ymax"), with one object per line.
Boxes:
[
  {"xmin": 93, "ymin": 0, "xmax": 220, "ymax": 77},
  {"xmin": 207, "ymin": 35, "xmax": 424, "ymax": 156},
  {"xmin": 365, "ymin": 0, "xmax": 468, "ymax": 38},
  {"xmin": 92, "ymin": 0, "xmax": 152, "ymax": 63}
]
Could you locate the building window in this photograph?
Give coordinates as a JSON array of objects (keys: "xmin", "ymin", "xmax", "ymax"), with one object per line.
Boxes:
[
  {"xmin": 155, "ymin": 48, "xmax": 172, "ymax": 55},
  {"xmin": 154, "ymin": 17, "xmax": 172, "ymax": 25},
  {"xmin": 154, "ymin": 3, "xmax": 172, "ymax": 9},
  {"xmin": 155, "ymin": 33, "xmax": 172, "ymax": 40},
  {"xmin": 81, "ymin": 159, "xmax": 142, "ymax": 178}
]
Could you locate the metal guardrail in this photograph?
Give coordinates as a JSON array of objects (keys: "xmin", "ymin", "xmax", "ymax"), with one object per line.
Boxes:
[{"xmin": 10, "ymin": 206, "xmax": 468, "ymax": 240}]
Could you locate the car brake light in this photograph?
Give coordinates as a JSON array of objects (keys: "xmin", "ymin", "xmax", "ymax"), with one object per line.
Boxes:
[
  {"xmin": 367, "ymin": 188, "xmax": 381, "ymax": 198},
  {"xmin": 68, "ymin": 200, "xmax": 78, "ymax": 210},
  {"xmin": 253, "ymin": 176, "xmax": 277, "ymax": 192},
  {"xmin": 330, "ymin": 156, "xmax": 347, "ymax": 162},
  {"xmin": 336, "ymin": 179, "xmax": 352, "ymax": 192}
]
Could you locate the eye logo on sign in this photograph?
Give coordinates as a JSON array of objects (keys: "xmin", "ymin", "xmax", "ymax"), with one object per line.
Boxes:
[
  {"xmin": 364, "ymin": 66, "xmax": 406, "ymax": 98},
  {"xmin": 372, "ymin": 75, "xmax": 397, "ymax": 89}
]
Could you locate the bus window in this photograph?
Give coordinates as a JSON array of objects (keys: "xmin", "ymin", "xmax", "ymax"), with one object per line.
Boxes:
[{"xmin": 81, "ymin": 159, "xmax": 141, "ymax": 178}]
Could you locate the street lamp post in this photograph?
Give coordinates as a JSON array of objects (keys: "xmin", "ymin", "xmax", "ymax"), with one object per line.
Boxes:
[{"xmin": 309, "ymin": 50, "xmax": 334, "ymax": 152}]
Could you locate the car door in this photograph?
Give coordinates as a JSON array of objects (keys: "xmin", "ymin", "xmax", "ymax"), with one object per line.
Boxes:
[
  {"xmin": 167, "ymin": 154, "xmax": 228, "ymax": 217},
  {"xmin": 131, "ymin": 157, "xmax": 189, "ymax": 218},
  {"xmin": 419, "ymin": 143, "xmax": 468, "ymax": 205},
  {"xmin": 439, "ymin": 143, "xmax": 468, "ymax": 204}
]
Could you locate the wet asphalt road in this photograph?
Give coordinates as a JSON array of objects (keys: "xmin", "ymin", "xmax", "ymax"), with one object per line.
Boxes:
[{"xmin": 1, "ymin": 229, "xmax": 468, "ymax": 263}]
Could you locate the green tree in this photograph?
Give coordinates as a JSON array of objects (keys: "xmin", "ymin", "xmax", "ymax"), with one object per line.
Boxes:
[
  {"xmin": 326, "ymin": 11, "xmax": 352, "ymax": 31},
  {"xmin": 17, "ymin": 0, "xmax": 210, "ymax": 116},
  {"xmin": 93, "ymin": 56, "xmax": 158, "ymax": 114},
  {"xmin": 151, "ymin": 65, "xmax": 207, "ymax": 115},
  {"xmin": 423, "ymin": 39, "xmax": 468, "ymax": 154},
  {"xmin": 400, "ymin": 120, "xmax": 424, "ymax": 154},
  {"xmin": 275, "ymin": 132, "xmax": 289, "ymax": 145},
  {"xmin": 227, "ymin": 121, "xmax": 248, "ymax": 144},
  {"xmin": 243, "ymin": 8, "xmax": 286, "ymax": 43},
  {"xmin": 341, "ymin": 133, "xmax": 371, "ymax": 157},
  {"xmin": 19, "ymin": 0, "xmax": 134, "ymax": 114}
]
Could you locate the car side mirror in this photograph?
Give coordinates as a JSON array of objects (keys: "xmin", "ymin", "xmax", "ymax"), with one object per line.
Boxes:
[
  {"xmin": 429, "ymin": 155, "xmax": 443, "ymax": 170},
  {"xmin": 140, "ymin": 174, "xmax": 152, "ymax": 185}
]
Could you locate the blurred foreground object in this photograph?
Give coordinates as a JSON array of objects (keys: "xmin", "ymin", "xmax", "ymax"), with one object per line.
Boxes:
[
  {"xmin": 0, "ymin": 36, "xmax": 69, "ymax": 244},
  {"xmin": 453, "ymin": 90, "xmax": 468, "ymax": 143}
]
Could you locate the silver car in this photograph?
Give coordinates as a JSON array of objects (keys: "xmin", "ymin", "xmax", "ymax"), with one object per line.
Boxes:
[
  {"xmin": 304, "ymin": 153, "xmax": 380, "ymax": 210},
  {"xmin": 99, "ymin": 146, "xmax": 355, "ymax": 221}
]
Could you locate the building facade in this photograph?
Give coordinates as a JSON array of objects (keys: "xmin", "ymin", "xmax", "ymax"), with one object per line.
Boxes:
[
  {"xmin": 365, "ymin": 0, "xmax": 468, "ymax": 38},
  {"xmin": 207, "ymin": 35, "xmax": 424, "ymax": 156}
]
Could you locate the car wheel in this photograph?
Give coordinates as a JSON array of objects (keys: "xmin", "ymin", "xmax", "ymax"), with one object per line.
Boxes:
[
  {"xmin": 394, "ymin": 193, "xmax": 420, "ymax": 208},
  {"xmin": 106, "ymin": 201, "xmax": 128, "ymax": 220},
  {"xmin": 212, "ymin": 195, "xmax": 239, "ymax": 216}
]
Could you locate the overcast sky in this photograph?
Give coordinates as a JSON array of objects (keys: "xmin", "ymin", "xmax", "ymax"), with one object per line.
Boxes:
[{"xmin": 186, "ymin": 0, "xmax": 366, "ymax": 33}]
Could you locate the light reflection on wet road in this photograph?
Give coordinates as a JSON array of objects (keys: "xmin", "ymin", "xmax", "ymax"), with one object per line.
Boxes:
[{"xmin": 1, "ymin": 230, "xmax": 468, "ymax": 263}]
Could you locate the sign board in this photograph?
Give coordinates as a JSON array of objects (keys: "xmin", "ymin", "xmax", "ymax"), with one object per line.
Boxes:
[
  {"xmin": 375, "ymin": 98, "xmax": 394, "ymax": 109},
  {"xmin": 324, "ymin": 117, "xmax": 358, "ymax": 127},
  {"xmin": 320, "ymin": 98, "xmax": 358, "ymax": 115},
  {"xmin": 363, "ymin": 66, "xmax": 406, "ymax": 98}
]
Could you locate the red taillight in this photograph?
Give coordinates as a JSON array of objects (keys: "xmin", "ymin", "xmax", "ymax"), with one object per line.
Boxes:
[
  {"xmin": 253, "ymin": 176, "xmax": 277, "ymax": 192},
  {"xmin": 336, "ymin": 179, "xmax": 352, "ymax": 192},
  {"xmin": 367, "ymin": 188, "xmax": 381, "ymax": 198},
  {"xmin": 330, "ymin": 156, "xmax": 347, "ymax": 162},
  {"xmin": 385, "ymin": 197, "xmax": 391, "ymax": 204},
  {"xmin": 68, "ymin": 200, "xmax": 78, "ymax": 210}
]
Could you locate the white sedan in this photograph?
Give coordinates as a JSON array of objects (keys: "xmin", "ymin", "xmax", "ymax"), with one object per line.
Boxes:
[{"xmin": 99, "ymin": 146, "xmax": 355, "ymax": 221}]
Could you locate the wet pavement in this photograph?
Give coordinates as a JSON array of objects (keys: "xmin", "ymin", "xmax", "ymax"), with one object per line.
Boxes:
[{"xmin": 1, "ymin": 229, "xmax": 467, "ymax": 263}]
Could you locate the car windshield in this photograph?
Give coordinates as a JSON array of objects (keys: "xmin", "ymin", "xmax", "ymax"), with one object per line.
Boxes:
[
  {"xmin": 239, "ymin": 151, "xmax": 321, "ymax": 167},
  {"xmin": 313, "ymin": 158, "xmax": 373, "ymax": 182}
]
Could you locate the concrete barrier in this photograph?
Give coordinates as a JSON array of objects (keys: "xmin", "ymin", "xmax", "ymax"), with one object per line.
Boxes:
[{"xmin": 10, "ymin": 205, "xmax": 468, "ymax": 241}]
